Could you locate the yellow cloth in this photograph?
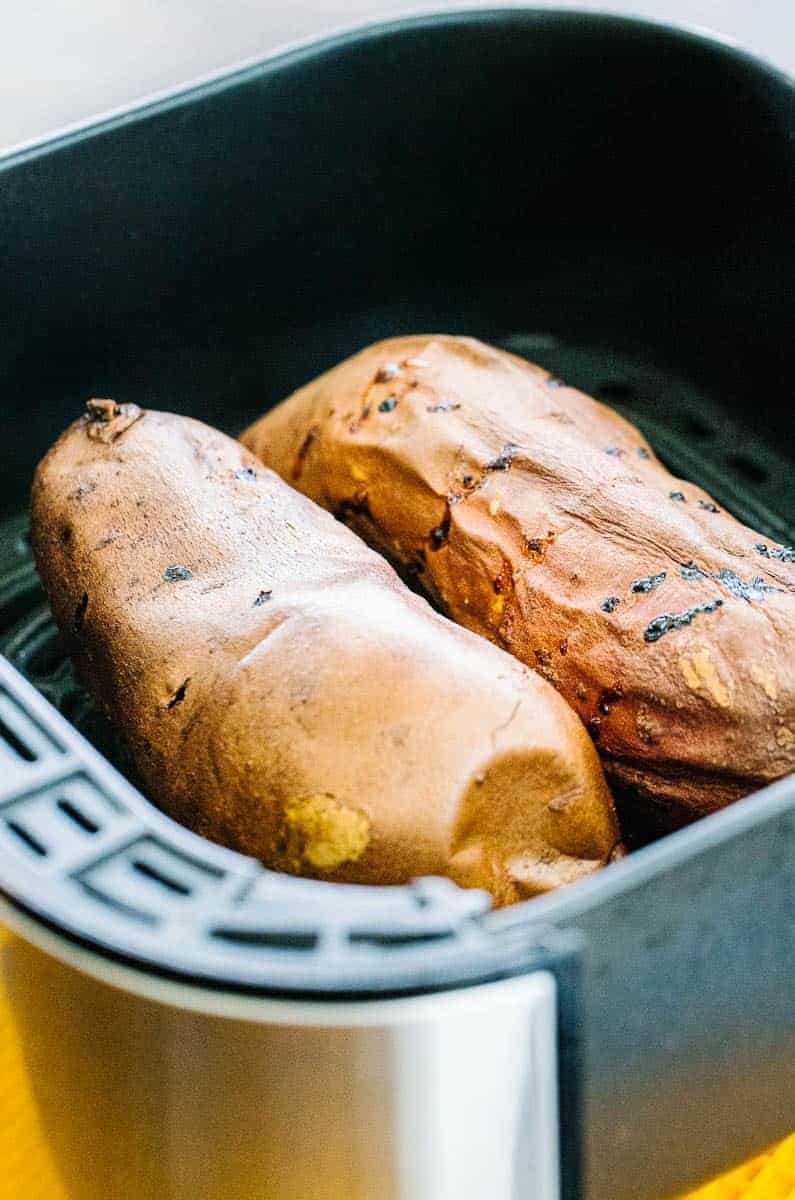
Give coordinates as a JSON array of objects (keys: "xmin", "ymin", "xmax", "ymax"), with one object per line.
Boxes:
[
  {"xmin": 677, "ymin": 1133, "xmax": 795, "ymax": 1199},
  {"xmin": 0, "ymin": 926, "xmax": 67, "ymax": 1200},
  {"xmin": 0, "ymin": 924, "xmax": 792, "ymax": 1200}
]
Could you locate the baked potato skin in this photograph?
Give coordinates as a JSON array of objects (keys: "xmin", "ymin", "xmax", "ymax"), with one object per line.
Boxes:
[
  {"xmin": 243, "ymin": 335, "xmax": 795, "ymax": 825},
  {"xmin": 30, "ymin": 401, "xmax": 620, "ymax": 906}
]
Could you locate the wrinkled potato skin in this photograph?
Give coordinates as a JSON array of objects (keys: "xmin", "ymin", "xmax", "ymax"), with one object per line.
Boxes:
[
  {"xmin": 243, "ymin": 335, "xmax": 795, "ymax": 825},
  {"xmin": 31, "ymin": 404, "xmax": 620, "ymax": 906}
]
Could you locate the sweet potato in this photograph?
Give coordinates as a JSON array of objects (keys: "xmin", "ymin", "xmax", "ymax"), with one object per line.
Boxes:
[
  {"xmin": 30, "ymin": 401, "xmax": 620, "ymax": 905},
  {"xmin": 243, "ymin": 335, "xmax": 795, "ymax": 826}
]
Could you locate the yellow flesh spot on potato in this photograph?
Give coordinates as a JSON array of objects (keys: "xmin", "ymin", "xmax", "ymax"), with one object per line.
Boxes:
[
  {"xmin": 679, "ymin": 649, "xmax": 731, "ymax": 708},
  {"xmin": 283, "ymin": 794, "xmax": 370, "ymax": 870},
  {"xmin": 350, "ymin": 464, "xmax": 367, "ymax": 482}
]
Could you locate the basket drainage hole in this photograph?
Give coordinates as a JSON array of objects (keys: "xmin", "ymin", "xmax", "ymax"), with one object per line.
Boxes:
[
  {"xmin": 596, "ymin": 382, "xmax": 637, "ymax": 403},
  {"xmin": 349, "ymin": 931, "xmax": 453, "ymax": 947},
  {"xmin": 0, "ymin": 717, "xmax": 37, "ymax": 762},
  {"xmin": 212, "ymin": 928, "xmax": 318, "ymax": 951},
  {"xmin": 6, "ymin": 819, "xmax": 46, "ymax": 856},
  {"xmin": 682, "ymin": 414, "xmax": 715, "ymax": 439},
  {"xmin": 727, "ymin": 454, "xmax": 769, "ymax": 484},
  {"xmin": 132, "ymin": 859, "xmax": 192, "ymax": 896},
  {"xmin": 57, "ymin": 798, "xmax": 99, "ymax": 834}
]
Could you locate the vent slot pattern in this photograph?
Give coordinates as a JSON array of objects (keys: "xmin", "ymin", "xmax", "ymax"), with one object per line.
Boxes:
[
  {"xmin": 212, "ymin": 928, "xmax": 319, "ymax": 951},
  {"xmin": 75, "ymin": 836, "xmax": 228, "ymax": 924},
  {"xmin": 0, "ymin": 714, "xmax": 37, "ymax": 763},
  {"xmin": 0, "ymin": 776, "xmax": 129, "ymax": 871},
  {"xmin": 132, "ymin": 858, "xmax": 192, "ymax": 895},
  {"xmin": 5, "ymin": 819, "xmax": 46, "ymax": 856},
  {"xmin": 348, "ymin": 930, "xmax": 454, "ymax": 948},
  {"xmin": 57, "ymin": 797, "xmax": 100, "ymax": 834},
  {"xmin": 0, "ymin": 691, "xmax": 60, "ymax": 767}
]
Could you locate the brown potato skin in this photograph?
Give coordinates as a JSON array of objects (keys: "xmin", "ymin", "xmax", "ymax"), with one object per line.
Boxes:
[
  {"xmin": 242, "ymin": 335, "xmax": 795, "ymax": 826},
  {"xmin": 30, "ymin": 403, "xmax": 620, "ymax": 906}
]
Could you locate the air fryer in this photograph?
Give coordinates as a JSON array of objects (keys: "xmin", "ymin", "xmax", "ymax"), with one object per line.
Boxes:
[{"xmin": 0, "ymin": 10, "xmax": 792, "ymax": 1200}]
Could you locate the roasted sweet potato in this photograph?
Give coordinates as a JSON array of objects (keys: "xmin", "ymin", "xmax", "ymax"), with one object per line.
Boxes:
[
  {"xmin": 243, "ymin": 335, "xmax": 795, "ymax": 826},
  {"xmin": 30, "ymin": 401, "xmax": 620, "ymax": 905}
]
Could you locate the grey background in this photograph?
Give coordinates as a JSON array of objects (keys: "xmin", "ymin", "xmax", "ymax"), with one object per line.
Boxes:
[{"xmin": 1, "ymin": 1, "xmax": 793, "ymax": 154}]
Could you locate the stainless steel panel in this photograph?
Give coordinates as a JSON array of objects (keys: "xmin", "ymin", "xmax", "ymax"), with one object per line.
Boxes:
[{"xmin": 0, "ymin": 917, "xmax": 560, "ymax": 1200}]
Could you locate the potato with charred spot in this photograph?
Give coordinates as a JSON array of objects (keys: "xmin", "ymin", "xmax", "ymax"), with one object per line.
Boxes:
[
  {"xmin": 243, "ymin": 335, "xmax": 795, "ymax": 829},
  {"xmin": 31, "ymin": 402, "xmax": 620, "ymax": 906}
]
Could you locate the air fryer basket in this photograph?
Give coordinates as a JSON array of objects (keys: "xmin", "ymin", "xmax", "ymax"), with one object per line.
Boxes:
[{"xmin": 0, "ymin": 9, "xmax": 792, "ymax": 1200}]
